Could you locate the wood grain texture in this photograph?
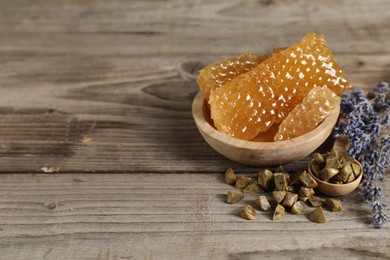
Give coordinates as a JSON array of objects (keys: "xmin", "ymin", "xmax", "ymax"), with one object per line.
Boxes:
[
  {"xmin": 0, "ymin": 0, "xmax": 389, "ymax": 173},
  {"xmin": 0, "ymin": 0, "xmax": 389, "ymax": 259},
  {"xmin": 0, "ymin": 173, "xmax": 388, "ymax": 259}
]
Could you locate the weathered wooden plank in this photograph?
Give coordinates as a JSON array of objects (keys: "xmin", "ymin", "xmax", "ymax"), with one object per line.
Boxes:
[
  {"xmin": 0, "ymin": 62, "xmax": 384, "ymax": 173},
  {"xmin": 0, "ymin": 58, "xmax": 386, "ymax": 173},
  {"xmin": 0, "ymin": 0, "xmax": 388, "ymax": 173},
  {"xmin": 0, "ymin": 0, "xmax": 389, "ymax": 259},
  {"xmin": 0, "ymin": 173, "xmax": 388, "ymax": 259},
  {"xmin": 0, "ymin": 1, "xmax": 388, "ymax": 173}
]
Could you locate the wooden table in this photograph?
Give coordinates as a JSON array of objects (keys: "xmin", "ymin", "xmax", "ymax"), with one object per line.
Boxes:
[{"xmin": 0, "ymin": 1, "xmax": 389, "ymax": 259}]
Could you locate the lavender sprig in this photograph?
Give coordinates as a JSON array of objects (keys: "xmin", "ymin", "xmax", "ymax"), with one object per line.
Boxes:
[{"xmin": 334, "ymin": 81, "xmax": 390, "ymax": 228}]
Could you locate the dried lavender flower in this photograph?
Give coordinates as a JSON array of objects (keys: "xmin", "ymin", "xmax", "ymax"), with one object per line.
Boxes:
[{"xmin": 334, "ymin": 82, "xmax": 389, "ymax": 228}]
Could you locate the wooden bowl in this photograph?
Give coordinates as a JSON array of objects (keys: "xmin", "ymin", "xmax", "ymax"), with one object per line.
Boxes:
[
  {"xmin": 192, "ymin": 91, "xmax": 340, "ymax": 166},
  {"xmin": 308, "ymin": 158, "xmax": 363, "ymax": 196}
]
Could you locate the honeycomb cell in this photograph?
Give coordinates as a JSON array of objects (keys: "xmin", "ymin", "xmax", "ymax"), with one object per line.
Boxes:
[
  {"xmin": 274, "ymin": 86, "xmax": 341, "ymax": 141},
  {"xmin": 208, "ymin": 33, "xmax": 350, "ymax": 140},
  {"xmin": 196, "ymin": 54, "xmax": 267, "ymax": 101}
]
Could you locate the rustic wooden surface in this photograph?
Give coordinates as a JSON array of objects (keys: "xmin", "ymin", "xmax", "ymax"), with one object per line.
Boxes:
[{"xmin": 0, "ymin": 0, "xmax": 389, "ymax": 259}]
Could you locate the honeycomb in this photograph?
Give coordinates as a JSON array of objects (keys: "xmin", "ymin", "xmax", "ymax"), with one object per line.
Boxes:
[
  {"xmin": 274, "ymin": 86, "xmax": 341, "ymax": 141},
  {"xmin": 208, "ymin": 33, "xmax": 350, "ymax": 140},
  {"xmin": 197, "ymin": 54, "xmax": 266, "ymax": 101}
]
